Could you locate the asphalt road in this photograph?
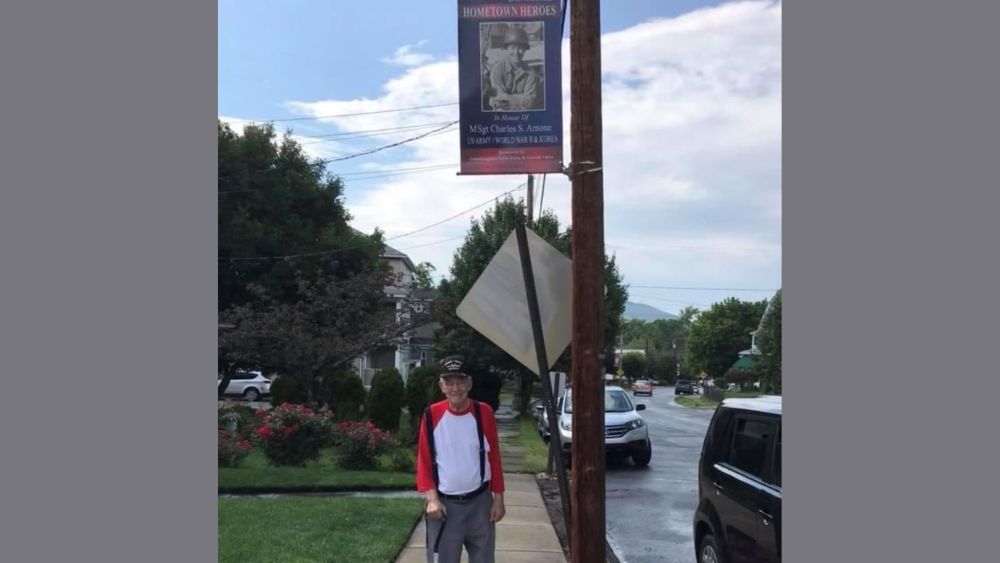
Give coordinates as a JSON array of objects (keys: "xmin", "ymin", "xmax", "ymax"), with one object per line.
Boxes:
[{"xmin": 605, "ymin": 387, "xmax": 716, "ymax": 563}]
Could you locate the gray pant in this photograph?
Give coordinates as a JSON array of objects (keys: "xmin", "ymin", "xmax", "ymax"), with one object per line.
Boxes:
[{"xmin": 425, "ymin": 489, "xmax": 495, "ymax": 563}]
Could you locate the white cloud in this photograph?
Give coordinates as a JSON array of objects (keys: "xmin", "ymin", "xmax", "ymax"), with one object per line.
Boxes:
[
  {"xmin": 270, "ymin": 1, "xmax": 782, "ymax": 313},
  {"xmin": 381, "ymin": 40, "xmax": 435, "ymax": 67}
]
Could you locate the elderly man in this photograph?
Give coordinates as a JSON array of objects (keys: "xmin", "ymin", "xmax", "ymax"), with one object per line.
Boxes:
[
  {"xmin": 416, "ymin": 356, "xmax": 505, "ymax": 563},
  {"xmin": 488, "ymin": 27, "xmax": 542, "ymax": 111}
]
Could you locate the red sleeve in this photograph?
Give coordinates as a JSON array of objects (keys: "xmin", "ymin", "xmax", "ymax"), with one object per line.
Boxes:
[
  {"xmin": 415, "ymin": 402, "xmax": 440, "ymax": 492},
  {"xmin": 481, "ymin": 403, "xmax": 505, "ymax": 493}
]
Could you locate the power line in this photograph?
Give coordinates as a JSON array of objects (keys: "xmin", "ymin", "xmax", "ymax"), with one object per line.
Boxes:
[
  {"xmin": 298, "ymin": 121, "xmax": 457, "ymax": 145},
  {"xmin": 218, "ymin": 124, "xmax": 458, "ymax": 184},
  {"xmin": 259, "ymin": 102, "xmax": 460, "ymax": 123},
  {"xmin": 219, "ymin": 184, "xmax": 525, "ymax": 261},
  {"xmin": 396, "ymin": 235, "xmax": 467, "ymax": 251},
  {"xmin": 321, "ymin": 122, "xmax": 458, "ymax": 163},
  {"xmin": 629, "ymin": 285, "xmax": 779, "ymax": 292},
  {"xmin": 334, "ymin": 163, "xmax": 458, "ymax": 177},
  {"xmin": 383, "ymin": 183, "xmax": 526, "ymax": 242}
]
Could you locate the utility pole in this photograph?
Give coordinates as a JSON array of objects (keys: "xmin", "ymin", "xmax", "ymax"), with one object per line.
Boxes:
[
  {"xmin": 526, "ymin": 174, "xmax": 535, "ymax": 222},
  {"xmin": 569, "ymin": 0, "xmax": 605, "ymax": 561}
]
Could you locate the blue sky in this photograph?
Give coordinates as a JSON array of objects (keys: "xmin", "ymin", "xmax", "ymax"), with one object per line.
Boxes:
[{"xmin": 219, "ymin": 0, "xmax": 782, "ymax": 315}]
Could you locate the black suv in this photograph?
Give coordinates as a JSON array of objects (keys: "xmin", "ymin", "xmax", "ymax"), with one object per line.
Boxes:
[
  {"xmin": 693, "ymin": 396, "xmax": 781, "ymax": 563},
  {"xmin": 675, "ymin": 379, "xmax": 695, "ymax": 395}
]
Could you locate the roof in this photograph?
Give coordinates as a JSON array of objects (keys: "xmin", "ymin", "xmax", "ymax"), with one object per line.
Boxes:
[
  {"xmin": 381, "ymin": 243, "xmax": 416, "ymax": 271},
  {"xmin": 730, "ymin": 355, "xmax": 756, "ymax": 370},
  {"xmin": 720, "ymin": 395, "xmax": 782, "ymax": 416}
]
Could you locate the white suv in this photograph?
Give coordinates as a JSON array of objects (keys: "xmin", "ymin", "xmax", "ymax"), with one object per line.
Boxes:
[
  {"xmin": 219, "ymin": 371, "xmax": 271, "ymax": 401},
  {"xmin": 555, "ymin": 385, "xmax": 652, "ymax": 467}
]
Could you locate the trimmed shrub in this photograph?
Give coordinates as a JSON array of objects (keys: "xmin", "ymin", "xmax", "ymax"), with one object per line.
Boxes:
[
  {"xmin": 321, "ymin": 368, "xmax": 367, "ymax": 421},
  {"xmin": 269, "ymin": 375, "xmax": 307, "ymax": 406},
  {"xmin": 218, "ymin": 430, "xmax": 253, "ymax": 468},
  {"xmin": 405, "ymin": 365, "xmax": 440, "ymax": 429},
  {"xmin": 724, "ymin": 368, "xmax": 755, "ymax": 391},
  {"xmin": 335, "ymin": 420, "xmax": 396, "ymax": 470},
  {"xmin": 254, "ymin": 403, "xmax": 331, "ymax": 466},
  {"xmin": 368, "ymin": 368, "xmax": 405, "ymax": 432}
]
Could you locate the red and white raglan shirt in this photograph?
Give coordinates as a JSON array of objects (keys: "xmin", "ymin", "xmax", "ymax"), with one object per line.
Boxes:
[{"xmin": 416, "ymin": 400, "xmax": 505, "ymax": 496}]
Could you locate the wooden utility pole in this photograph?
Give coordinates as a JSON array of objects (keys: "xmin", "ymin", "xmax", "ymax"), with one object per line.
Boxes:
[
  {"xmin": 526, "ymin": 174, "xmax": 535, "ymax": 222},
  {"xmin": 569, "ymin": 0, "xmax": 605, "ymax": 562}
]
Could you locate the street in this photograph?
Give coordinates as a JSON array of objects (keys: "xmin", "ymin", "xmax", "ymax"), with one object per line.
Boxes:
[{"xmin": 605, "ymin": 387, "xmax": 716, "ymax": 563}]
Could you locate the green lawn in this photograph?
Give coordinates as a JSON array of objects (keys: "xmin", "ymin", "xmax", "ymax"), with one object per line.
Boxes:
[
  {"xmin": 219, "ymin": 449, "xmax": 414, "ymax": 493},
  {"xmin": 674, "ymin": 391, "xmax": 761, "ymax": 409},
  {"xmin": 515, "ymin": 417, "xmax": 551, "ymax": 474},
  {"xmin": 219, "ymin": 496, "xmax": 422, "ymax": 563}
]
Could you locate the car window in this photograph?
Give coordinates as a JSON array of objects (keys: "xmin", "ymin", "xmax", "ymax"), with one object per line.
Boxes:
[
  {"xmin": 563, "ymin": 390, "xmax": 633, "ymax": 413},
  {"xmin": 606, "ymin": 390, "xmax": 632, "ymax": 412},
  {"xmin": 726, "ymin": 416, "xmax": 774, "ymax": 479},
  {"xmin": 771, "ymin": 426, "xmax": 781, "ymax": 487},
  {"xmin": 231, "ymin": 373, "xmax": 254, "ymax": 380}
]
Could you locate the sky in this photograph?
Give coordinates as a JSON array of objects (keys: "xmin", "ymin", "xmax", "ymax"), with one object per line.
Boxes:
[{"xmin": 219, "ymin": 0, "xmax": 782, "ymax": 316}]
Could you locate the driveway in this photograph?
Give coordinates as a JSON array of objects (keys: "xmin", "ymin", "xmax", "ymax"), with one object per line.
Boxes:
[{"xmin": 604, "ymin": 387, "xmax": 716, "ymax": 563}]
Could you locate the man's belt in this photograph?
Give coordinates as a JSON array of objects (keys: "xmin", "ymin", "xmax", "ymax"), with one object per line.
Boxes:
[{"xmin": 437, "ymin": 481, "xmax": 491, "ymax": 501}]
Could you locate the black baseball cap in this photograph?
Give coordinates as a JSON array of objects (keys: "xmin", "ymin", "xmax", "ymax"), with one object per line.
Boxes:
[{"xmin": 440, "ymin": 356, "xmax": 470, "ymax": 379}]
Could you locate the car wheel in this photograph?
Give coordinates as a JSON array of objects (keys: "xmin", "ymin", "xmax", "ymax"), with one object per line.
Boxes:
[
  {"xmin": 243, "ymin": 388, "xmax": 260, "ymax": 402},
  {"xmin": 699, "ymin": 534, "xmax": 724, "ymax": 563},
  {"xmin": 632, "ymin": 440, "xmax": 652, "ymax": 467}
]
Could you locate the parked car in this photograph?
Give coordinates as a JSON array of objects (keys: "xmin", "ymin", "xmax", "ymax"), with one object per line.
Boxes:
[
  {"xmin": 693, "ymin": 395, "xmax": 781, "ymax": 563},
  {"xmin": 219, "ymin": 371, "xmax": 272, "ymax": 401},
  {"xmin": 631, "ymin": 379, "xmax": 654, "ymax": 396},
  {"xmin": 675, "ymin": 379, "xmax": 695, "ymax": 395},
  {"xmin": 553, "ymin": 386, "xmax": 652, "ymax": 467}
]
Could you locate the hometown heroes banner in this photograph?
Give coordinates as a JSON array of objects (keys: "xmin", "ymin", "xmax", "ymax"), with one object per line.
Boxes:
[{"xmin": 458, "ymin": 0, "xmax": 564, "ymax": 174}]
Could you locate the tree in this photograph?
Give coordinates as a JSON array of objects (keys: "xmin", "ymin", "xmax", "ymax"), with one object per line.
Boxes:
[
  {"xmin": 433, "ymin": 197, "xmax": 628, "ymax": 415},
  {"xmin": 753, "ymin": 290, "xmax": 782, "ymax": 394},
  {"xmin": 219, "ymin": 268, "xmax": 428, "ymax": 408},
  {"xmin": 602, "ymin": 255, "xmax": 629, "ymax": 374},
  {"xmin": 684, "ymin": 297, "xmax": 768, "ymax": 381},
  {"xmin": 217, "ymin": 121, "xmax": 384, "ymax": 397},
  {"xmin": 724, "ymin": 368, "xmax": 755, "ymax": 391},
  {"xmin": 412, "ymin": 261, "xmax": 437, "ymax": 290},
  {"xmin": 620, "ymin": 352, "xmax": 648, "ymax": 383}
]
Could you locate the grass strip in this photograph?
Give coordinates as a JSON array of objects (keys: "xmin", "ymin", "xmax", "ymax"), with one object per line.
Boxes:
[
  {"xmin": 218, "ymin": 496, "xmax": 422, "ymax": 562},
  {"xmin": 219, "ymin": 449, "xmax": 414, "ymax": 493}
]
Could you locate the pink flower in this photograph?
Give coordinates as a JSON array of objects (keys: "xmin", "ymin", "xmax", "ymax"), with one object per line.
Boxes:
[{"xmin": 256, "ymin": 426, "xmax": 273, "ymax": 439}]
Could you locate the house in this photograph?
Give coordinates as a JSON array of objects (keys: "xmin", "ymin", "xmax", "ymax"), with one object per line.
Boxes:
[{"xmin": 351, "ymin": 242, "xmax": 438, "ymax": 388}]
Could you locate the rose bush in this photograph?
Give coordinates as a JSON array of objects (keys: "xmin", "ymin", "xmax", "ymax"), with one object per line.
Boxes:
[
  {"xmin": 335, "ymin": 420, "xmax": 396, "ymax": 470},
  {"xmin": 218, "ymin": 430, "xmax": 253, "ymax": 468},
  {"xmin": 254, "ymin": 403, "xmax": 331, "ymax": 466}
]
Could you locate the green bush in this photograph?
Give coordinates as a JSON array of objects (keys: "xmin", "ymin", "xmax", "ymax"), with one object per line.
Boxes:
[
  {"xmin": 322, "ymin": 368, "xmax": 367, "ymax": 421},
  {"xmin": 218, "ymin": 430, "xmax": 253, "ymax": 468},
  {"xmin": 389, "ymin": 447, "xmax": 415, "ymax": 473},
  {"xmin": 254, "ymin": 403, "xmax": 331, "ymax": 466},
  {"xmin": 368, "ymin": 368, "xmax": 405, "ymax": 432},
  {"xmin": 405, "ymin": 365, "xmax": 440, "ymax": 430},
  {"xmin": 334, "ymin": 420, "xmax": 396, "ymax": 470},
  {"xmin": 217, "ymin": 401, "xmax": 260, "ymax": 441},
  {"xmin": 724, "ymin": 368, "xmax": 755, "ymax": 391},
  {"xmin": 269, "ymin": 375, "xmax": 307, "ymax": 406}
]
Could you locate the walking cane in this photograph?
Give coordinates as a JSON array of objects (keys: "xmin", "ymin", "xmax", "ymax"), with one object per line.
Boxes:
[{"xmin": 431, "ymin": 513, "xmax": 447, "ymax": 563}]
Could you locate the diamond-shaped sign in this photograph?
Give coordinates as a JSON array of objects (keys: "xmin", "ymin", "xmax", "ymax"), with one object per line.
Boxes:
[{"xmin": 456, "ymin": 227, "xmax": 572, "ymax": 376}]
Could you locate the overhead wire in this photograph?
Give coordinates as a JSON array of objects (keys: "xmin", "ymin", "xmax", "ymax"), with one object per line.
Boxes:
[{"xmin": 219, "ymin": 183, "xmax": 526, "ymax": 261}]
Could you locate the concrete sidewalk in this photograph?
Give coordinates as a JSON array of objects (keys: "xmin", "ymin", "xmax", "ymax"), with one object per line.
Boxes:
[{"xmin": 394, "ymin": 473, "xmax": 566, "ymax": 562}]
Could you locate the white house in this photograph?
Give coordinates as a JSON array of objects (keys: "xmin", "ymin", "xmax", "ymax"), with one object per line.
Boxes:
[{"xmin": 351, "ymin": 242, "xmax": 438, "ymax": 387}]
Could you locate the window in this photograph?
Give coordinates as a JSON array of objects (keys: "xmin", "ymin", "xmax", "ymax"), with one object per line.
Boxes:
[
  {"xmin": 727, "ymin": 417, "xmax": 773, "ymax": 479},
  {"xmin": 771, "ymin": 427, "xmax": 781, "ymax": 487}
]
